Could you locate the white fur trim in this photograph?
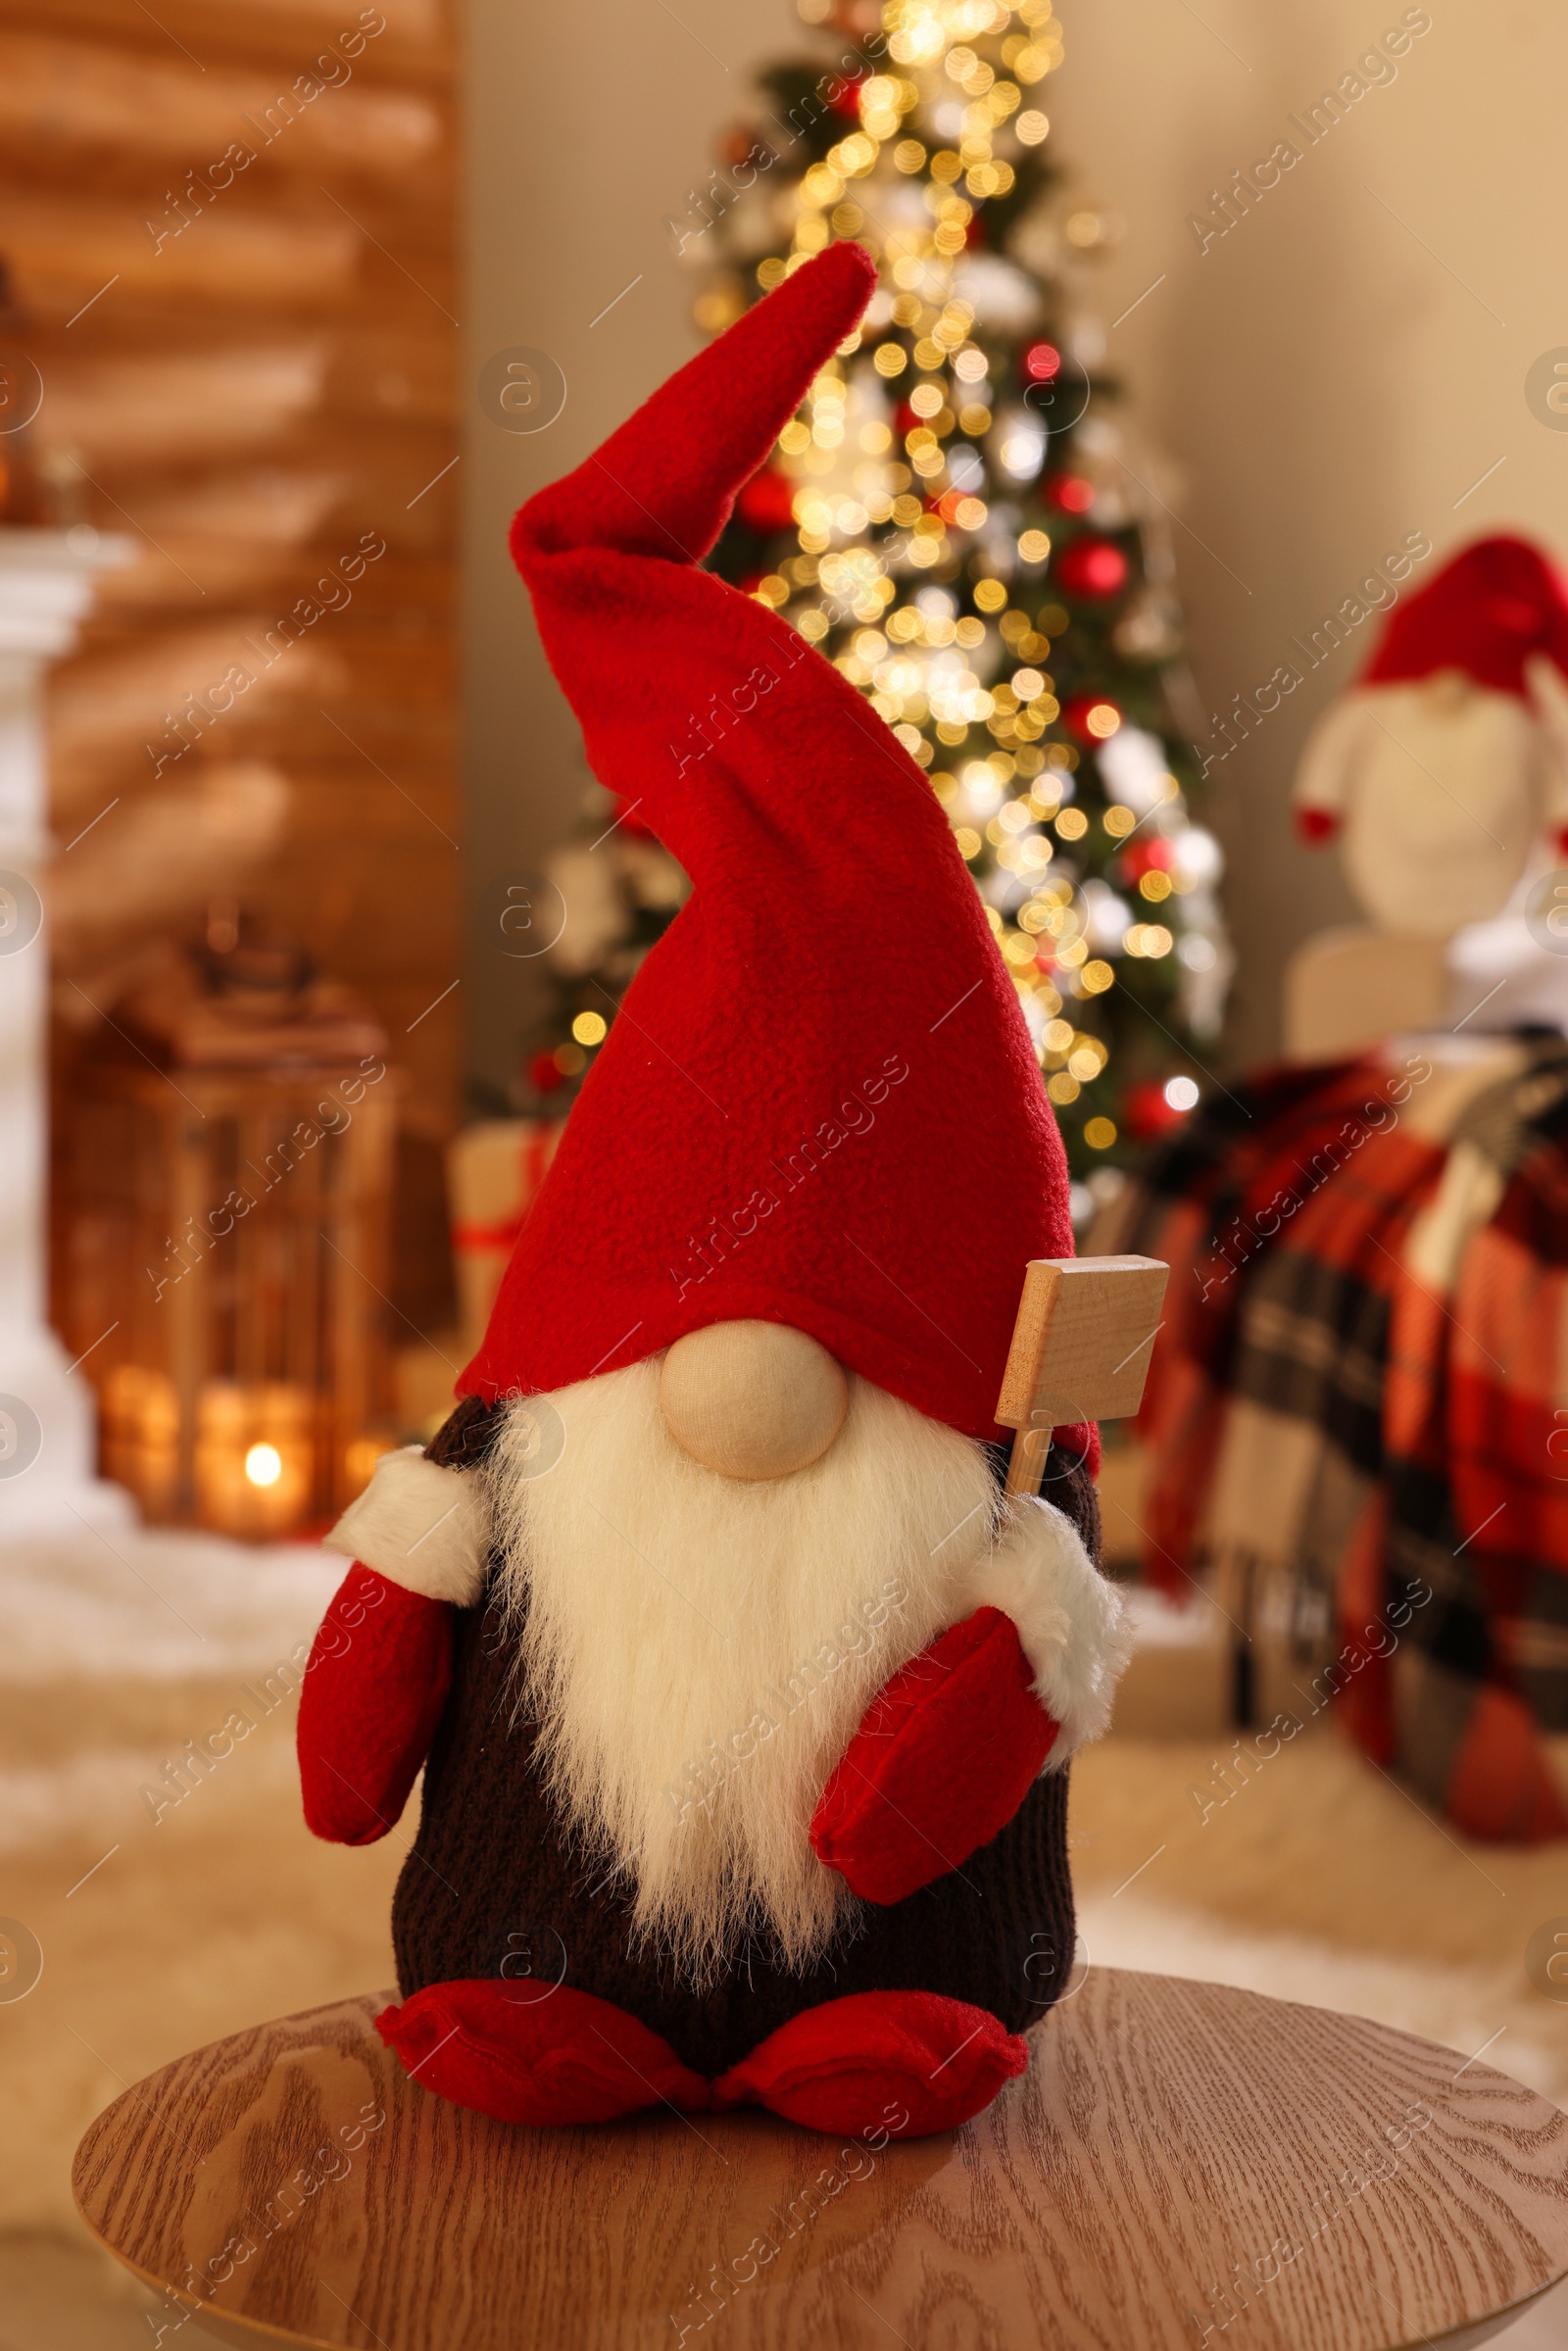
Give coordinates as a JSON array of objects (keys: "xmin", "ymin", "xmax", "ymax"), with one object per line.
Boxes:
[
  {"xmin": 960, "ymin": 1495, "xmax": 1130, "ymax": 1762},
  {"xmin": 323, "ymin": 1445, "xmax": 490, "ymax": 1606}
]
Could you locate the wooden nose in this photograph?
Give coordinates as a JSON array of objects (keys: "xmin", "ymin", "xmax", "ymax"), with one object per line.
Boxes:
[{"xmin": 660, "ymin": 1321, "xmax": 848, "ymax": 1482}]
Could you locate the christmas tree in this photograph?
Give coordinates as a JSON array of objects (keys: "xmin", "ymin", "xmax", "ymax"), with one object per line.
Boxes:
[{"xmin": 525, "ymin": 0, "xmax": 1229, "ymax": 1202}]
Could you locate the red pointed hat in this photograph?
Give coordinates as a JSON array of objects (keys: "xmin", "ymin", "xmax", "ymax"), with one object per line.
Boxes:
[
  {"xmin": 1362, "ymin": 533, "xmax": 1568, "ymax": 700},
  {"xmin": 462, "ymin": 241, "xmax": 1084, "ymax": 1454}
]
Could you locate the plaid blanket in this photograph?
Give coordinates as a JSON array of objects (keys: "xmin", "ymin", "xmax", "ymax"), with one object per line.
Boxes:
[{"xmin": 1100, "ymin": 1037, "xmax": 1568, "ymax": 1842}]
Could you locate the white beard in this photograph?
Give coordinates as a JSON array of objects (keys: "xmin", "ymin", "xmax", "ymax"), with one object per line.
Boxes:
[
  {"xmin": 485, "ymin": 1360, "xmax": 1001, "ymax": 1985},
  {"xmin": 483, "ymin": 1359, "xmax": 1128, "ymax": 1989}
]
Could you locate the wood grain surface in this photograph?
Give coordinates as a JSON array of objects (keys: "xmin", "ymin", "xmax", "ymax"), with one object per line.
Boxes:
[
  {"xmin": 73, "ymin": 1969, "xmax": 1568, "ymax": 2351},
  {"xmin": 996, "ymin": 1256, "xmax": 1170, "ymax": 1433}
]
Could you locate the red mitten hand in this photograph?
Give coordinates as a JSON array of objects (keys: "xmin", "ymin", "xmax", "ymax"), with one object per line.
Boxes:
[
  {"xmin": 1296, "ymin": 806, "xmax": 1341, "ymax": 845},
  {"xmin": 809, "ymin": 1607, "xmax": 1057, "ymax": 1906},
  {"xmin": 297, "ymin": 1563, "xmax": 453, "ymax": 1845}
]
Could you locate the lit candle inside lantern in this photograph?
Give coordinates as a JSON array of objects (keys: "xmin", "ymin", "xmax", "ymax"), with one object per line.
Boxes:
[
  {"xmin": 245, "ymin": 1443, "xmax": 283, "ymax": 1488},
  {"xmin": 196, "ymin": 1382, "xmax": 314, "ymax": 1539}
]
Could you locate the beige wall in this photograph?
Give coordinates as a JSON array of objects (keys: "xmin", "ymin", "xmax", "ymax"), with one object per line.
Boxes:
[
  {"xmin": 463, "ymin": 0, "xmax": 784, "ymax": 1102},
  {"xmin": 465, "ymin": 0, "xmax": 1565, "ymax": 1091},
  {"xmin": 1053, "ymin": 0, "xmax": 1568, "ymax": 1062}
]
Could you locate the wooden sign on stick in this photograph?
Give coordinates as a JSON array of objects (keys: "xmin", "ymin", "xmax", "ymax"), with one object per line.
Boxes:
[{"xmin": 997, "ymin": 1255, "xmax": 1168, "ymax": 1496}]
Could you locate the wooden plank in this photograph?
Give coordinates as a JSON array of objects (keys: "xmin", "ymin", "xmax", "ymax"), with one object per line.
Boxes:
[
  {"xmin": 996, "ymin": 1254, "xmax": 1169, "ymax": 1429},
  {"xmin": 93, "ymin": 541, "xmax": 357, "ymax": 613},
  {"xmin": 0, "ymin": 0, "xmax": 453, "ymax": 80},
  {"xmin": 97, "ymin": 552, "xmax": 458, "ymax": 619},
  {"xmin": 72, "ymin": 1975, "xmax": 1568, "ymax": 2351},
  {"xmin": 37, "ymin": 342, "xmax": 331, "ymax": 465},
  {"xmin": 4, "ymin": 266, "xmax": 458, "ymax": 354},
  {"xmin": 50, "ymin": 761, "xmax": 290, "ymax": 962},
  {"xmin": 0, "ymin": 32, "xmax": 444, "ymax": 179},
  {"xmin": 267, "ymin": 777, "xmax": 460, "ymax": 843},
  {"xmin": 1, "ymin": 191, "xmax": 363, "ymax": 314},
  {"xmin": 51, "ymin": 622, "xmax": 350, "ymax": 772}
]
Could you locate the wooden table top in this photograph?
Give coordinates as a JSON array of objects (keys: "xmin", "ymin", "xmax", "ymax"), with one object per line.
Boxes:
[{"xmin": 73, "ymin": 1969, "xmax": 1568, "ymax": 2351}]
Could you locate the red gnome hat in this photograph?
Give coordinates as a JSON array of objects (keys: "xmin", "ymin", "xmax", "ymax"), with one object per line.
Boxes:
[
  {"xmin": 463, "ymin": 241, "xmax": 1084, "ymax": 1457},
  {"xmin": 1362, "ymin": 532, "xmax": 1568, "ymax": 701}
]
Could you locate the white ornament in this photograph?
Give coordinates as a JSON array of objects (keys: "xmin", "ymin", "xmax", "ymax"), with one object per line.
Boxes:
[
  {"xmin": 1095, "ymin": 722, "xmax": 1171, "ymax": 814},
  {"xmin": 951, "ymin": 253, "xmax": 1042, "ymax": 332}
]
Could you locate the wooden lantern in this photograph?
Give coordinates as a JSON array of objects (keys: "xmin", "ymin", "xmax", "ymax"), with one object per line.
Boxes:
[{"xmin": 61, "ymin": 1035, "xmax": 399, "ymax": 1538}]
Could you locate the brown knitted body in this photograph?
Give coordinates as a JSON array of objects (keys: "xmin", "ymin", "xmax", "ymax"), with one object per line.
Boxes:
[{"xmin": 392, "ymin": 1399, "xmax": 1097, "ymax": 2080}]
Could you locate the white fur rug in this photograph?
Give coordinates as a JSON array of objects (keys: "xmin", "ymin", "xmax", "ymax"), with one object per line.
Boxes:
[
  {"xmin": 1070, "ymin": 1725, "xmax": 1568, "ymax": 2113},
  {"xmin": 0, "ymin": 1529, "xmax": 405, "ymax": 2239}
]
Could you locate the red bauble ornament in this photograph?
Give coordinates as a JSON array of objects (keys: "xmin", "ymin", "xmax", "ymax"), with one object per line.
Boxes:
[
  {"xmin": 1061, "ymin": 693, "xmax": 1123, "ymax": 744},
  {"xmin": 1122, "ymin": 1081, "xmax": 1188, "ymax": 1142},
  {"xmin": 1055, "ymin": 537, "xmax": 1129, "ymax": 599},
  {"xmin": 1022, "ymin": 341, "xmax": 1062, "ymax": 385},
  {"xmin": 1117, "ymin": 836, "xmax": 1175, "ymax": 884},
  {"xmin": 736, "ymin": 465, "xmax": 798, "ymax": 535},
  {"xmin": 528, "ymin": 1050, "xmax": 565, "ymax": 1095},
  {"xmin": 1297, "ymin": 807, "xmax": 1340, "ymax": 845},
  {"xmin": 1045, "ymin": 473, "xmax": 1095, "ymax": 514}
]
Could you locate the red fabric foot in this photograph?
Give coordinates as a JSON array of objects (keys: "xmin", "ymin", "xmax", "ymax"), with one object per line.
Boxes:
[
  {"xmin": 810, "ymin": 1606, "xmax": 1057, "ymax": 1905},
  {"xmin": 714, "ymin": 1989, "xmax": 1027, "ymax": 2136},
  {"xmin": 376, "ymin": 1980, "xmax": 712, "ymax": 2126},
  {"xmin": 297, "ymin": 1564, "xmax": 453, "ymax": 1845}
]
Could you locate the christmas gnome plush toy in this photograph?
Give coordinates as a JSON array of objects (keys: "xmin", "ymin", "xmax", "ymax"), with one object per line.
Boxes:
[
  {"xmin": 297, "ymin": 240, "xmax": 1127, "ymax": 2139},
  {"xmin": 1295, "ymin": 533, "xmax": 1568, "ymax": 939}
]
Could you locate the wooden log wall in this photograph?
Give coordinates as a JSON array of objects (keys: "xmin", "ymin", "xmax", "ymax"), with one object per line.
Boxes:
[{"xmin": 3, "ymin": 0, "xmax": 460, "ymax": 1322}]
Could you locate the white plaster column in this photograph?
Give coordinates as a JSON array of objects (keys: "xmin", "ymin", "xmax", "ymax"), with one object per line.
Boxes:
[{"xmin": 0, "ymin": 527, "xmax": 133, "ymax": 1534}]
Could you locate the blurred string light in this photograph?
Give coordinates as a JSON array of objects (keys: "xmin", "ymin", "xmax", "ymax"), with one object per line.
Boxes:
[{"xmin": 685, "ymin": 0, "xmax": 1231, "ymax": 1175}]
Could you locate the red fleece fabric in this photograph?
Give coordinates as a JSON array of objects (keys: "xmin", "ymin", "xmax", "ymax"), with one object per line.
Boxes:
[
  {"xmin": 377, "ymin": 1982, "xmax": 1025, "ymax": 2135},
  {"xmin": 462, "ymin": 239, "xmax": 1092, "ymax": 1468},
  {"xmin": 715, "ymin": 1989, "xmax": 1027, "ymax": 2135},
  {"xmin": 296, "ymin": 1564, "xmax": 451, "ymax": 1845},
  {"xmin": 1362, "ymin": 533, "xmax": 1568, "ymax": 701},
  {"xmin": 809, "ymin": 1607, "xmax": 1058, "ymax": 1905},
  {"xmin": 377, "ymin": 1982, "xmax": 710, "ymax": 2125}
]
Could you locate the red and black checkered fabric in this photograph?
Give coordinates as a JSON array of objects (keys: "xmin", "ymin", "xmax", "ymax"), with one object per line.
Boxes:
[{"xmin": 1107, "ymin": 1042, "xmax": 1568, "ymax": 1844}]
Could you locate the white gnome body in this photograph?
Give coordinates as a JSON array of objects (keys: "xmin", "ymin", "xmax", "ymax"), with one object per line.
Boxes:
[{"xmin": 1295, "ymin": 663, "xmax": 1568, "ymax": 940}]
